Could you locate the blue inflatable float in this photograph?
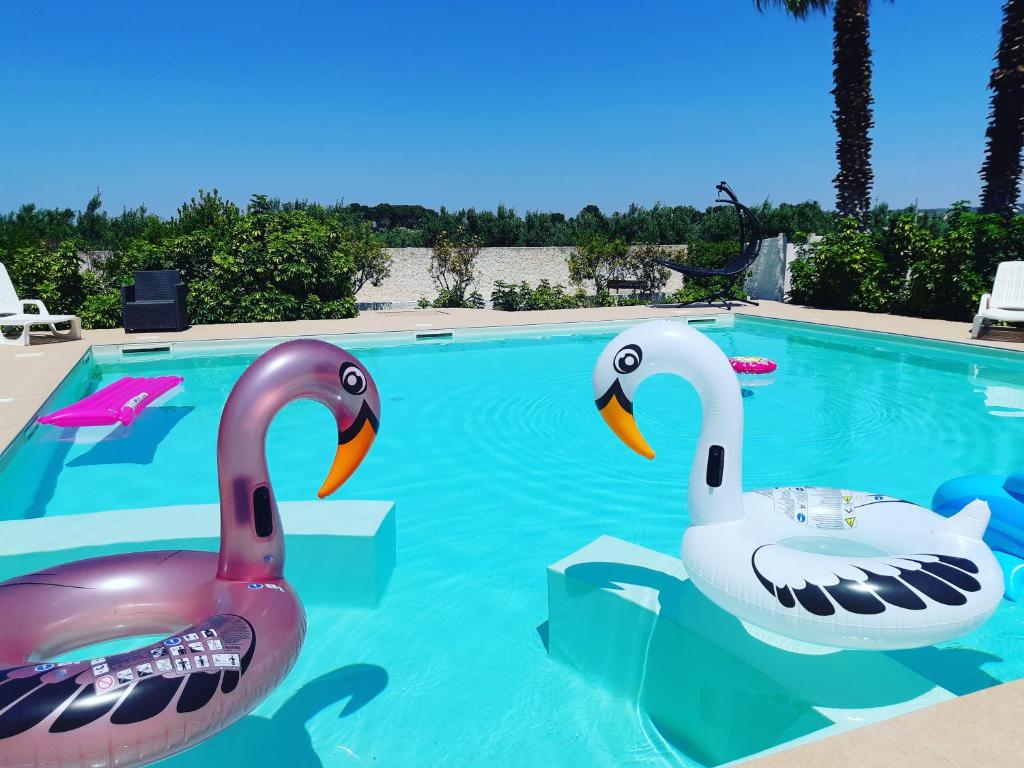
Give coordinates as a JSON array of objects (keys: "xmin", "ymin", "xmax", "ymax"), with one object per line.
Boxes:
[{"xmin": 933, "ymin": 472, "xmax": 1024, "ymax": 600}]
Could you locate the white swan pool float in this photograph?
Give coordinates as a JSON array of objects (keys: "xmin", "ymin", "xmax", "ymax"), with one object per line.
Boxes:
[{"xmin": 593, "ymin": 320, "xmax": 1002, "ymax": 650}]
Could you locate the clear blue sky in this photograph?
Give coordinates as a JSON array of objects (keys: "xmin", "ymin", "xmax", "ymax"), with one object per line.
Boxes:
[{"xmin": 0, "ymin": 1, "xmax": 1004, "ymax": 216}]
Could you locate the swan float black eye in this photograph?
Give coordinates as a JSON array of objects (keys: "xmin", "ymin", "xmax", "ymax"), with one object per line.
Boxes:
[{"xmin": 613, "ymin": 344, "xmax": 642, "ymax": 374}]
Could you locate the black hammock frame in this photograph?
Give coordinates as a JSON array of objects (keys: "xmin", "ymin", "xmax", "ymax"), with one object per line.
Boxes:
[{"xmin": 657, "ymin": 181, "xmax": 762, "ymax": 309}]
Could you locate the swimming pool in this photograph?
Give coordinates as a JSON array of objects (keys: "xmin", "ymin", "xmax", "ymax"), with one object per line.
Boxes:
[{"xmin": 1, "ymin": 315, "xmax": 1023, "ymax": 766}]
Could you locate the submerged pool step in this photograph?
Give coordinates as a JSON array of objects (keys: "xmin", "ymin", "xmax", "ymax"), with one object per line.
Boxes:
[
  {"xmin": 0, "ymin": 500, "xmax": 396, "ymax": 607},
  {"xmin": 546, "ymin": 536, "xmax": 954, "ymax": 765}
]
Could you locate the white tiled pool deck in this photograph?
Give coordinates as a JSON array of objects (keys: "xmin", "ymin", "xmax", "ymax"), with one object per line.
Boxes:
[{"xmin": 0, "ymin": 301, "xmax": 1021, "ymax": 767}]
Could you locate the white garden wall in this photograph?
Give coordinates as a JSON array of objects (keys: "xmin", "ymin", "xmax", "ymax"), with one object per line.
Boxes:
[{"xmin": 357, "ymin": 241, "xmax": 788, "ymax": 309}]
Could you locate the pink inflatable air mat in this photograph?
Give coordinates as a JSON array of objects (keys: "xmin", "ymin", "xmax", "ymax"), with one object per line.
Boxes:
[{"xmin": 38, "ymin": 375, "xmax": 183, "ymax": 428}]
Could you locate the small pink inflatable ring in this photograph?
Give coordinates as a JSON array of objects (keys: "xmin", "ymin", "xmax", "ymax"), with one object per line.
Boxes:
[{"xmin": 729, "ymin": 356, "xmax": 777, "ymax": 375}]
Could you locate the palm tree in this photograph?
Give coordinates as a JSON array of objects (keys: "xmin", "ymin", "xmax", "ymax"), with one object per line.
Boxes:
[
  {"xmin": 979, "ymin": 0, "xmax": 1024, "ymax": 217},
  {"xmin": 756, "ymin": 0, "xmax": 877, "ymax": 225}
]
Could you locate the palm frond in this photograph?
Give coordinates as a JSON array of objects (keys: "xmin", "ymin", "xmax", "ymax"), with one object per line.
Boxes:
[{"xmin": 753, "ymin": 0, "xmax": 833, "ymax": 19}]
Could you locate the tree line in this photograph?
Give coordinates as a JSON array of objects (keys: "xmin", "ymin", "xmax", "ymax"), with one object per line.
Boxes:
[
  {"xmin": 2, "ymin": 188, "xmax": 1013, "ymax": 329},
  {"xmin": 3, "ymin": 190, "xmax": 898, "ymax": 256}
]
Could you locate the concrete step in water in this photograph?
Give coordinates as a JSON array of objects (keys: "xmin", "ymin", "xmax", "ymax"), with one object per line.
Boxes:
[
  {"xmin": 547, "ymin": 535, "xmax": 956, "ymax": 766},
  {"xmin": 0, "ymin": 500, "xmax": 396, "ymax": 607}
]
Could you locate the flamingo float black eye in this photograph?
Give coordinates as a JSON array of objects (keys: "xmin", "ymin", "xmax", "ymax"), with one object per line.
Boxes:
[
  {"xmin": 340, "ymin": 362, "xmax": 368, "ymax": 395},
  {"xmin": 592, "ymin": 319, "xmax": 1002, "ymax": 651}
]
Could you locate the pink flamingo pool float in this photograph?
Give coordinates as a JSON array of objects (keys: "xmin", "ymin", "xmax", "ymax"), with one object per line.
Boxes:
[{"xmin": 0, "ymin": 339, "xmax": 380, "ymax": 767}]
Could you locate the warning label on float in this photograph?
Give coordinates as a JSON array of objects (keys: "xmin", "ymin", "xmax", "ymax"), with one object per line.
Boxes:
[
  {"xmin": 81, "ymin": 614, "xmax": 250, "ymax": 691},
  {"xmin": 763, "ymin": 487, "xmax": 889, "ymax": 531}
]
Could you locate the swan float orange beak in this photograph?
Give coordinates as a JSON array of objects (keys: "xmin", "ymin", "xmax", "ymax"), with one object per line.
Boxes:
[
  {"xmin": 595, "ymin": 380, "xmax": 655, "ymax": 460},
  {"xmin": 318, "ymin": 401, "xmax": 380, "ymax": 499}
]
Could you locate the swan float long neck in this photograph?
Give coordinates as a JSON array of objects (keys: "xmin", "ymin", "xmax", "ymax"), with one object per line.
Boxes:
[
  {"xmin": 593, "ymin": 320, "xmax": 744, "ymax": 526},
  {"xmin": 216, "ymin": 339, "xmax": 380, "ymax": 582}
]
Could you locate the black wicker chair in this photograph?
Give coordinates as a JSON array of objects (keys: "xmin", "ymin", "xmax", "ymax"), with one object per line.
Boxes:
[
  {"xmin": 657, "ymin": 181, "xmax": 763, "ymax": 309},
  {"xmin": 122, "ymin": 270, "xmax": 189, "ymax": 332}
]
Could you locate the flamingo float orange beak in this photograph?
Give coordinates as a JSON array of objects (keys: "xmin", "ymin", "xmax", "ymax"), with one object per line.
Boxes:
[{"xmin": 318, "ymin": 402, "xmax": 380, "ymax": 498}]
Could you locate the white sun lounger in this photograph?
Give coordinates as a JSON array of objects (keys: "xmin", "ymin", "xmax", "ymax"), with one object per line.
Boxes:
[
  {"xmin": 972, "ymin": 261, "xmax": 1024, "ymax": 339},
  {"xmin": 0, "ymin": 262, "xmax": 82, "ymax": 346}
]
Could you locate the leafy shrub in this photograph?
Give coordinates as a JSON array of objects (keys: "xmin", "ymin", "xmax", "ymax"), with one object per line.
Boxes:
[
  {"xmin": 77, "ymin": 287, "xmax": 123, "ymax": 329},
  {"xmin": 489, "ymin": 279, "xmax": 657, "ymax": 311},
  {"xmin": 351, "ymin": 224, "xmax": 392, "ymax": 293},
  {"xmin": 6, "ymin": 239, "xmax": 84, "ymax": 315},
  {"xmin": 624, "ymin": 243, "xmax": 672, "ymax": 297},
  {"xmin": 789, "ymin": 220, "xmax": 887, "ymax": 311},
  {"xmin": 491, "ymin": 280, "xmax": 583, "ymax": 311},
  {"xmin": 184, "ymin": 196, "xmax": 360, "ymax": 324},
  {"xmin": 423, "ymin": 229, "xmax": 482, "ymax": 308},
  {"xmin": 902, "ymin": 206, "xmax": 995, "ymax": 320},
  {"xmin": 567, "ymin": 236, "xmax": 672, "ymax": 300},
  {"xmin": 789, "ymin": 206, "xmax": 1024, "ymax": 320},
  {"xmin": 489, "ymin": 281, "xmax": 529, "ymax": 311},
  {"xmin": 427, "ymin": 288, "xmax": 484, "ymax": 309},
  {"xmin": 567, "ymin": 233, "xmax": 628, "ymax": 294},
  {"xmin": 2, "ymin": 190, "xmax": 379, "ymax": 329},
  {"xmin": 877, "ymin": 214, "xmax": 941, "ymax": 314}
]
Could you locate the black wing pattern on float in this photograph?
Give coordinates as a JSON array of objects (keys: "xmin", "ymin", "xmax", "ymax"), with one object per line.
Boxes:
[
  {"xmin": 751, "ymin": 545, "xmax": 982, "ymax": 617},
  {"xmin": 0, "ymin": 617, "xmax": 255, "ymax": 739}
]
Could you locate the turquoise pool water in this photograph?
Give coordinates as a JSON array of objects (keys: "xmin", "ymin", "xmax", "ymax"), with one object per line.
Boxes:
[{"xmin": 1, "ymin": 316, "xmax": 1023, "ymax": 766}]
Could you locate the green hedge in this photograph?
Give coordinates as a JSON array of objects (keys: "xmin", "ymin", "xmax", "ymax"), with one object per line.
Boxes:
[
  {"xmin": 491, "ymin": 280, "xmax": 586, "ymax": 311},
  {"xmin": 3, "ymin": 191, "xmax": 390, "ymax": 329},
  {"xmin": 790, "ymin": 204, "xmax": 1024, "ymax": 321}
]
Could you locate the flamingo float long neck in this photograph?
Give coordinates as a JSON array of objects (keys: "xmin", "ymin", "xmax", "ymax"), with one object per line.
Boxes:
[
  {"xmin": 216, "ymin": 339, "xmax": 381, "ymax": 582},
  {"xmin": 593, "ymin": 320, "xmax": 744, "ymax": 526},
  {"xmin": 0, "ymin": 338, "xmax": 382, "ymax": 768}
]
